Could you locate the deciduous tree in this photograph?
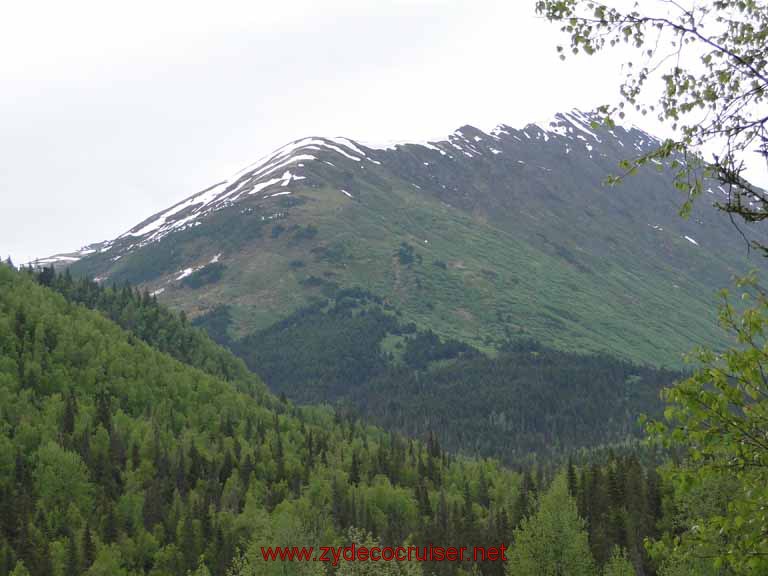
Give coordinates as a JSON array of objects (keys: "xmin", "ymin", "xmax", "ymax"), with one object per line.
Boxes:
[
  {"xmin": 506, "ymin": 475, "xmax": 596, "ymax": 576},
  {"xmin": 536, "ymin": 0, "xmax": 767, "ymax": 235}
]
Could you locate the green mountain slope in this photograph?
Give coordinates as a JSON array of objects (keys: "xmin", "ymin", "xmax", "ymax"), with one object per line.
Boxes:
[
  {"xmin": 2, "ymin": 263, "xmax": 534, "ymax": 575},
  {"xmin": 36, "ymin": 270, "xmax": 679, "ymax": 462},
  {"xmin": 0, "ymin": 263, "xmax": 675, "ymax": 576},
  {"xmin": 232, "ymin": 294, "xmax": 681, "ymax": 461},
  {"xmin": 66, "ymin": 111, "xmax": 766, "ymax": 366}
]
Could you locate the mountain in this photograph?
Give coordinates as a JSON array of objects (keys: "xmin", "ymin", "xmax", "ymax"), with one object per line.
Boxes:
[
  {"xmin": 36, "ymin": 268, "xmax": 681, "ymax": 461},
  {"xmin": 64, "ymin": 109, "xmax": 766, "ymax": 367}
]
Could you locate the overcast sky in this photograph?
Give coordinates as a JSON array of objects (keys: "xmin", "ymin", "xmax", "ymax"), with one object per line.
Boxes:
[{"xmin": 2, "ymin": 0, "xmax": 764, "ymax": 264}]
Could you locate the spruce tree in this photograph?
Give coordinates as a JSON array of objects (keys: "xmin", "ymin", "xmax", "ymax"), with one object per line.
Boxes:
[
  {"xmin": 65, "ymin": 533, "xmax": 79, "ymax": 576},
  {"xmin": 81, "ymin": 524, "xmax": 95, "ymax": 571},
  {"xmin": 61, "ymin": 389, "xmax": 77, "ymax": 438},
  {"xmin": 567, "ymin": 458, "xmax": 578, "ymax": 496},
  {"xmin": 103, "ymin": 505, "xmax": 118, "ymax": 544},
  {"xmin": 350, "ymin": 451, "xmax": 361, "ymax": 485},
  {"xmin": 0, "ymin": 540, "xmax": 13, "ymax": 576},
  {"xmin": 181, "ymin": 514, "xmax": 197, "ymax": 572}
]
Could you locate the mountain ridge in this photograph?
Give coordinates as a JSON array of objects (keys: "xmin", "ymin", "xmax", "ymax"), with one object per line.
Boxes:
[
  {"xmin": 56, "ymin": 108, "xmax": 767, "ymax": 366},
  {"xmin": 34, "ymin": 108, "xmax": 661, "ymax": 266}
]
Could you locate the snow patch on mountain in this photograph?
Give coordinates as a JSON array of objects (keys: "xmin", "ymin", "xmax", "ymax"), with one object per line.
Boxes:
[
  {"xmin": 42, "ymin": 108, "xmax": 682, "ymax": 270},
  {"xmin": 113, "ymin": 136, "xmax": 378, "ymax": 249},
  {"xmin": 22, "ymin": 240, "xmax": 113, "ymax": 269},
  {"xmin": 176, "ymin": 267, "xmax": 201, "ymax": 281}
]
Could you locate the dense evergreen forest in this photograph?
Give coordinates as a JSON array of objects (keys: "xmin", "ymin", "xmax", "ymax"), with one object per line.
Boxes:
[
  {"xmin": 0, "ymin": 264, "xmax": 669, "ymax": 575},
  {"xmin": 3, "ymin": 263, "xmax": 765, "ymax": 574},
  {"xmin": 39, "ymin": 272, "xmax": 679, "ymax": 461},
  {"xmin": 201, "ymin": 290, "xmax": 678, "ymax": 461}
]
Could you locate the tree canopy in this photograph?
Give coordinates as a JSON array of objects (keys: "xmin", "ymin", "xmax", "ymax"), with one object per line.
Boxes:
[
  {"xmin": 506, "ymin": 475, "xmax": 596, "ymax": 576},
  {"xmin": 645, "ymin": 276, "xmax": 768, "ymax": 574},
  {"xmin": 536, "ymin": 0, "xmax": 767, "ymax": 231}
]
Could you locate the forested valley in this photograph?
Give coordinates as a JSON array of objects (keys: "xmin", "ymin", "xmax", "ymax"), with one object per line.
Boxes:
[
  {"xmin": 0, "ymin": 261, "xmax": 764, "ymax": 574},
  {"xmin": 0, "ymin": 264, "xmax": 688, "ymax": 575},
  {"xmin": 39, "ymin": 269, "xmax": 681, "ymax": 462}
]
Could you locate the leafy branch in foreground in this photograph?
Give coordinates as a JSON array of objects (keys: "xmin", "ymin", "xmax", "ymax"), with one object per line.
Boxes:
[
  {"xmin": 536, "ymin": 0, "xmax": 767, "ymax": 233},
  {"xmin": 644, "ymin": 273, "xmax": 768, "ymax": 574}
]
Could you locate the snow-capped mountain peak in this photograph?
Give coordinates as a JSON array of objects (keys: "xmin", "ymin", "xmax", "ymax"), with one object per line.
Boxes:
[{"xmin": 36, "ymin": 109, "xmax": 677, "ymax": 269}]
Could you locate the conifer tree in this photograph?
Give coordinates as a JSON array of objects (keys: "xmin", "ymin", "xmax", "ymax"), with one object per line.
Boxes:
[
  {"xmin": 65, "ymin": 533, "xmax": 79, "ymax": 576},
  {"xmin": 180, "ymin": 514, "xmax": 198, "ymax": 573},
  {"xmin": 81, "ymin": 524, "xmax": 95, "ymax": 571},
  {"xmin": 567, "ymin": 458, "xmax": 578, "ymax": 497},
  {"xmin": 61, "ymin": 389, "xmax": 77, "ymax": 438},
  {"xmin": 103, "ymin": 504, "xmax": 118, "ymax": 544},
  {"xmin": 350, "ymin": 451, "xmax": 361, "ymax": 485},
  {"xmin": 0, "ymin": 540, "xmax": 13, "ymax": 576}
]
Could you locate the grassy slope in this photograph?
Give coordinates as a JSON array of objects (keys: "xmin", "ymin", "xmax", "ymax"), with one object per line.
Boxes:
[
  {"xmin": 152, "ymin": 178, "xmax": 724, "ymax": 366},
  {"xmin": 70, "ymin": 127, "xmax": 766, "ymax": 368}
]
